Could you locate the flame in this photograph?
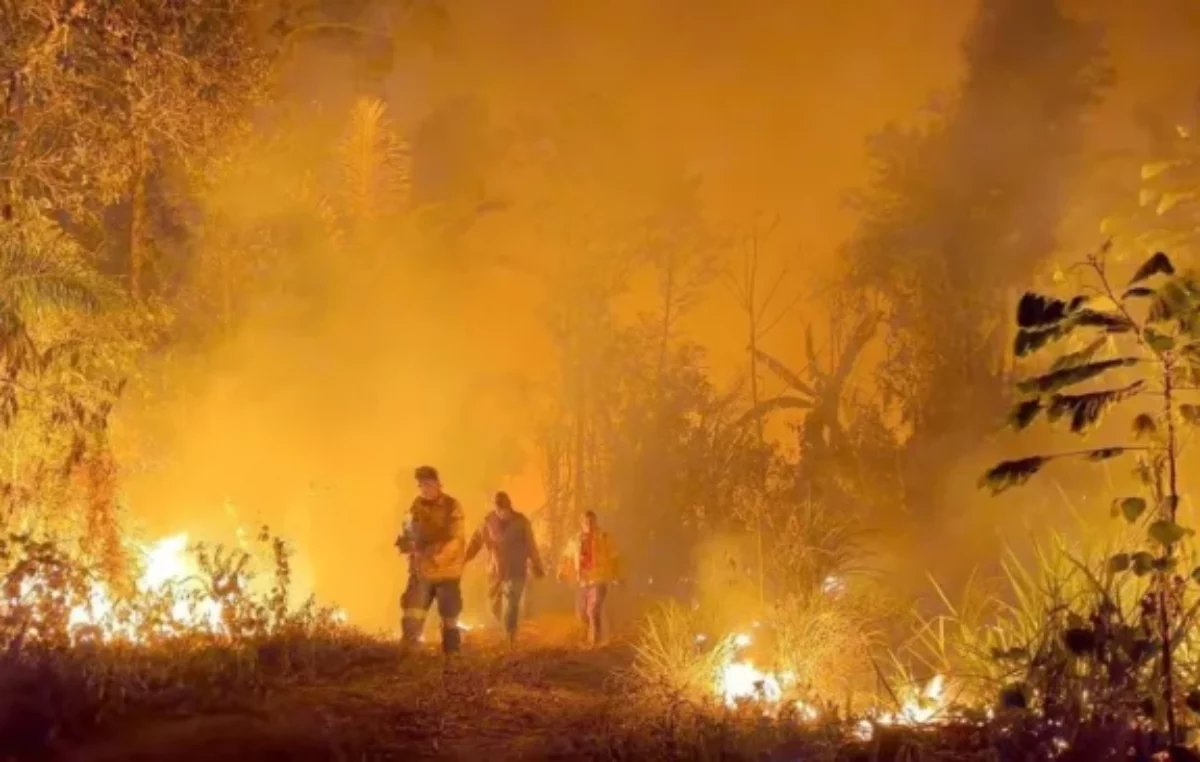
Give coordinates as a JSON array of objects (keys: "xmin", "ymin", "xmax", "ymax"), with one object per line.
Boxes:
[
  {"xmin": 715, "ymin": 631, "xmax": 783, "ymax": 710},
  {"xmin": 855, "ymin": 674, "xmax": 950, "ymax": 742},
  {"xmin": 878, "ymin": 674, "xmax": 946, "ymax": 726},
  {"xmin": 140, "ymin": 533, "xmax": 192, "ymax": 590},
  {"xmin": 718, "ymin": 659, "xmax": 782, "ymax": 707},
  {"xmin": 64, "ymin": 532, "xmax": 227, "ymax": 639},
  {"xmin": 704, "ymin": 624, "xmax": 949, "ymax": 741}
]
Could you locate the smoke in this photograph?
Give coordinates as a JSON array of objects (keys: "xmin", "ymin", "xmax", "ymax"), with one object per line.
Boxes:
[{"xmin": 101, "ymin": 0, "xmax": 1200, "ymax": 631}]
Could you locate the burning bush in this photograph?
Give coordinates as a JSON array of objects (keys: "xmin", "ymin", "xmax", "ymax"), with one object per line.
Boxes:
[{"xmin": 0, "ymin": 526, "xmax": 355, "ymax": 757}]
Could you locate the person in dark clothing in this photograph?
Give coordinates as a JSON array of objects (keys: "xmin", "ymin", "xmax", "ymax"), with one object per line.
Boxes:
[
  {"xmin": 395, "ymin": 465, "xmax": 466, "ymax": 654},
  {"xmin": 465, "ymin": 491, "xmax": 545, "ymax": 644}
]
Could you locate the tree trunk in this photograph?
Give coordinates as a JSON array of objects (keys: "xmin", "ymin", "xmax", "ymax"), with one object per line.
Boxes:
[
  {"xmin": 572, "ymin": 328, "xmax": 588, "ymax": 519},
  {"xmin": 1161, "ymin": 360, "xmax": 1180, "ymax": 744},
  {"xmin": 129, "ymin": 145, "xmax": 148, "ymax": 299}
]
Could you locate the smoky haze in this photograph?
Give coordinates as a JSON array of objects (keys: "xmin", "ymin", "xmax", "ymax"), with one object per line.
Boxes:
[{"xmin": 105, "ymin": 0, "xmax": 1200, "ymax": 631}]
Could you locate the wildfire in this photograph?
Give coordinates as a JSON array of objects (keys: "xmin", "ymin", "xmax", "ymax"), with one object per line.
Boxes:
[
  {"xmin": 715, "ymin": 632, "xmax": 786, "ymax": 711},
  {"xmin": 64, "ymin": 532, "xmax": 226, "ymax": 639},
  {"xmin": 855, "ymin": 674, "xmax": 950, "ymax": 742},
  {"xmin": 708, "ymin": 626, "xmax": 950, "ymax": 741},
  {"xmin": 878, "ymin": 674, "xmax": 946, "ymax": 726}
]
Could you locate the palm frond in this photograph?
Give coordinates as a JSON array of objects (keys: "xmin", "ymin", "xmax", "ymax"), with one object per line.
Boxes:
[
  {"xmin": 0, "ymin": 210, "xmax": 118, "ymax": 317},
  {"xmin": 337, "ymin": 97, "xmax": 412, "ymax": 223}
]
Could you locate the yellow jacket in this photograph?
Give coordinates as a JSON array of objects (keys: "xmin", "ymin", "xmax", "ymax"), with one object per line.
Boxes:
[
  {"xmin": 558, "ymin": 529, "xmax": 621, "ymax": 585},
  {"xmin": 401, "ymin": 494, "xmax": 466, "ymax": 581}
]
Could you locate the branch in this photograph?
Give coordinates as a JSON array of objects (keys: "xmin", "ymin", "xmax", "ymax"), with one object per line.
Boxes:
[{"xmin": 1089, "ymin": 244, "xmax": 1154, "ymax": 360}]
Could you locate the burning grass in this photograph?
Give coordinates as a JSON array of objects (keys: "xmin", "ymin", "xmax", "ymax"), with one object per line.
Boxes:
[
  {"xmin": 626, "ymin": 523, "xmax": 1200, "ymax": 760},
  {"xmin": 0, "ymin": 526, "xmax": 360, "ymax": 757}
]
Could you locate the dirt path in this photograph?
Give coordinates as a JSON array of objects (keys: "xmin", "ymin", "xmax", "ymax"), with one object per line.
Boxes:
[{"xmin": 65, "ymin": 624, "xmax": 642, "ymax": 762}]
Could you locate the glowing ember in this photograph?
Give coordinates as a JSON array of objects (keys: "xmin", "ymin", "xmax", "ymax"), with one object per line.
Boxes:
[
  {"xmin": 821, "ymin": 575, "xmax": 846, "ymax": 596},
  {"xmin": 878, "ymin": 674, "xmax": 946, "ymax": 726}
]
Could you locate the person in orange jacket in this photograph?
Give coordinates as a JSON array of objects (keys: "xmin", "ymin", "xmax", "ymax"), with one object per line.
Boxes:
[
  {"xmin": 395, "ymin": 465, "xmax": 466, "ymax": 654},
  {"xmin": 557, "ymin": 510, "xmax": 622, "ymax": 646}
]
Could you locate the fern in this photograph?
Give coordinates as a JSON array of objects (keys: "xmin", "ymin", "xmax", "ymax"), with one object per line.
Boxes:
[{"xmin": 336, "ymin": 97, "xmax": 412, "ymax": 225}]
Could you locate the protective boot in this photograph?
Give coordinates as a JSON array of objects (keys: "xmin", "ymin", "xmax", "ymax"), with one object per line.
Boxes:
[
  {"xmin": 441, "ymin": 623, "xmax": 462, "ymax": 655},
  {"xmin": 401, "ymin": 614, "xmax": 424, "ymax": 646}
]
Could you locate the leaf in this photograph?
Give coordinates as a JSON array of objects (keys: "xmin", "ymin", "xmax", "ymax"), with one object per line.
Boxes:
[
  {"xmin": 1016, "ymin": 293, "xmax": 1076, "ymax": 329},
  {"xmin": 1122, "ymin": 286, "xmax": 1156, "ymax": 300},
  {"xmin": 1008, "ymin": 399, "xmax": 1042, "ymax": 430},
  {"xmin": 980, "ymin": 457, "xmax": 1049, "ymax": 495},
  {"xmin": 1014, "ymin": 325, "xmax": 1067, "ymax": 357},
  {"xmin": 1148, "ymin": 520, "xmax": 1192, "ymax": 547},
  {"xmin": 1158, "ymin": 191, "xmax": 1197, "ymax": 216},
  {"xmin": 1128, "ymin": 252, "xmax": 1176, "ymax": 286},
  {"xmin": 1132, "ymin": 551, "xmax": 1156, "ymax": 576},
  {"xmin": 1148, "ymin": 280, "xmax": 1194, "ymax": 323},
  {"xmin": 1046, "ymin": 381, "xmax": 1146, "ymax": 434},
  {"xmin": 1144, "ymin": 328, "xmax": 1176, "ymax": 353},
  {"xmin": 1108, "ymin": 553, "xmax": 1130, "ymax": 573},
  {"xmin": 1049, "ymin": 337, "xmax": 1109, "ymax": 372},
  {"xmin": 1180, "ymin": 405, "xmax": 1200, "ymax": 426},
  {"xmin": 1085, "ymin": 447, "xmax": 1127, "ymax": 461},
  {"xmin": 1133, "ymin": 413, "xmax": 1158, "ymax": 439},
  {"xmin": 1074, "ymin": 309, "xmax": 1134, "ymax": 332},
  {"xmin": 1142, "ymin": 160, "xmax": 1187, "ymax": 180},
  {"xmin": 1114, "ymin": 497, "xmax": 1147, "ymax": 524},
  {"xmin": 1016, "ymin": 358, "xmax": 1138, "ymax": 395}
]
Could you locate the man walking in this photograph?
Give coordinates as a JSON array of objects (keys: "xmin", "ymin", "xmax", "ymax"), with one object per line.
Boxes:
[
  {"xmin": 395, "ymin": 465, "xmax": 466, "ymax": 654},
  {"xmin": 465, "ymin": 491, "xmax": 544, "ymax": 645},
  {"xmin": 557, "ymin": 510, "xmax": 621, "ymax": 647}
]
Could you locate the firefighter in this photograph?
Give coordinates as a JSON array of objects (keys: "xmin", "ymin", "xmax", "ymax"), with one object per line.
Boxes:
[
  {"xmin": 465, "ymin": 491, "xmax": 545, "ymax": 645},
  {"xmin": 557, "ymin": 510, "xmax": 622, "ymax": 647},
  {"xmin": 395, "ymin": 465, "xmax": 466, "ymax": 654}
]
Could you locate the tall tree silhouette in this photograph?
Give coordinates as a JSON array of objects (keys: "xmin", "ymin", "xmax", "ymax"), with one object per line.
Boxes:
[{"xmin": 844, "ymin": 0, "xmax": 1111, "ymax": 516}]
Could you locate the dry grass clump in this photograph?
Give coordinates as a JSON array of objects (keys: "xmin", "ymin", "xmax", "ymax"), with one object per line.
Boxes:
[{"xmin": 631, "ymin": 600, "xmax": 738, "ymax": 703}]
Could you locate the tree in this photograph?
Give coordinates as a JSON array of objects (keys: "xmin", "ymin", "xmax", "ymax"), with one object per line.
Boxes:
[
  {"xmin": 981, "ymin": 248, "xmax": 1200, "ymax": 746},
  {"xmin": 0, "ymin": 204, "xmax": 136, "ymax": 579},
  {"xmin": 1, "ymin": 0, "xmax": 270, "ymax": 297},
  {"xmin": 720, "ymin": 216, "xmax": 800, "ymax": 603},
  {"xmin": 845, "ymin": 0, "xmax": 1110, "ymax": 518}
]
